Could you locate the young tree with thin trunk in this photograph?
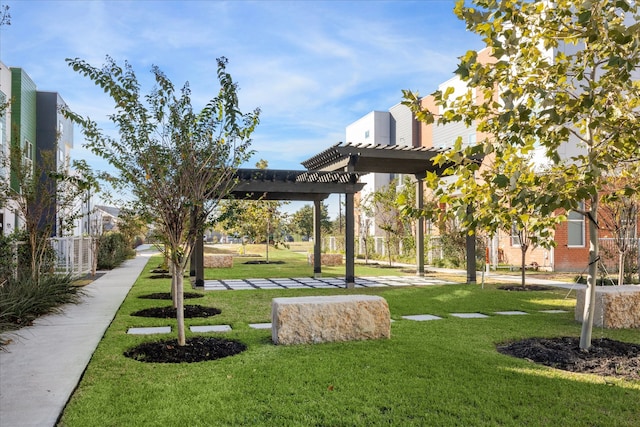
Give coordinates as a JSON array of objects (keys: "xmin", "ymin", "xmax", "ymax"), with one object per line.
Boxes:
[
  {"xmin": 67, "ymin": 56, "xmax": 259, "ymax": 346},
  {"xmin": 404, "ymin": 0, "xmax": 640, "ymax": 350},
  {"xmin": 0, "ymin": 143, "xmax": 95, "ymax": 282}
]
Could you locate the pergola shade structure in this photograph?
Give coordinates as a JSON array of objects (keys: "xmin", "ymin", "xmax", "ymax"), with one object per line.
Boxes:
[
  {"xmin": 193, "ymin": 142, "xmax": 480, "ymax": 288},
  {"xmin": 191, "ymin": 168, "xmax": 365, "ymax": 286},
  {"xmin": 302, "ymin": 142, "xmax": 480, "ymax": 284},
  {"xmin": 302, "ymin": 142, "xmax": 450, "ymax": 175}
]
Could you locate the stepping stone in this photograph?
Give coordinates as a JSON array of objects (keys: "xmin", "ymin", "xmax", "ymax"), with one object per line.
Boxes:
[
  {"xmin": 450, "ymin": 313, "xmax": 489, "ymax": 319},
  {"xmin": 402, "ymin": 314, "xmax": 443, "ymax": 321},
  {"xmin": 495, "ymin": 311, "xmax": 528, "ymax": 315},
  {"xmin": 127, "ymin": 326, "xmax": 171, "ymax": 335},
  {"xmin": 190, "ymin": 325, "xmax": 231, "ymax": 333},
  {"xmin": 249, "ymin": 323, "xmax": 272, "ymax": 329},
  {"xmin": 539, "ymin": 309, "xmax": 569, "ymax": 314}
]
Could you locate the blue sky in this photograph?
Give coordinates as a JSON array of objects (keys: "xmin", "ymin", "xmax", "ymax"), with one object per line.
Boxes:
[{"xmin": 0, "ymin": 0, "xmax": 482, "ymax": 217}]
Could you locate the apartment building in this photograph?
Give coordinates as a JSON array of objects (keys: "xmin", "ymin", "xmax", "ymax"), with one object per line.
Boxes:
[
  {"xmin": 349, "ymin": 40, "xmax": 638, "ymax": 272},
  {"xmin": 0, "ymin": 64, "xmax": 82, "ymax": 238}
]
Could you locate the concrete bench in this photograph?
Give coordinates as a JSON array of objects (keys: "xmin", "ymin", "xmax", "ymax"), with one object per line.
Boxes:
[
  {"xmin": 271, "ymin": 295, "xmax": 390, "ymax": 345},
  {"xmin": 575, "ymin": 285, "xmax": 640, "ymax": 328},
  {"xmin": 307, "ymin": 253, "xmax": 343, "ymax": 266},
  {"xmin": 203, "ymin": 254, "xmax": 233, "ymax": 268}
]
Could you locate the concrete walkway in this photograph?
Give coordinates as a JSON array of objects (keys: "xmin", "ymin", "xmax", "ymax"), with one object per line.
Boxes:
[{"xmin": 0, "ymin": 246, "xmax": 156, "ymax": 427}]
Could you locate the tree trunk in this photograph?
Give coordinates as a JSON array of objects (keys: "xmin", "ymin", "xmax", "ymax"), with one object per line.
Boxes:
[
  {"xmin": 173, "ymin": 261, "xmax": 186, "ymax": 346},
  {"xmin": 617, "ymin": 251, "xmax": 625, "ymax": 286},
  {"xmin": 580, "ymin": 196, "xmax": 599, "ymax": 351},
  {"xmin": 520, "ymin": 245, "xmax": 527, "ymax": 287},
  {"xmin": 171, "ymin": 273, "xmax": 178, "ymax": 309}
]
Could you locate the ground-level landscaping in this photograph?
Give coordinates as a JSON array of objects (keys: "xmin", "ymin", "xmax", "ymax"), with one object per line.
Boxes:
[{"xmin": 58, "ymin": 250, "xmax": 640, "ymax": 426}]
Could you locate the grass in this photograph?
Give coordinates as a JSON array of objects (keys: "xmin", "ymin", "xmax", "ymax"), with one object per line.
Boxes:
[{"xmin": 58, "ymin": 250, "xmax": 640, "ymax": 426}]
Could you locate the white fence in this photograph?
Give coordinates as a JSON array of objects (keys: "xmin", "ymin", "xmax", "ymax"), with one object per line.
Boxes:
[{"xmin": 50, "ymin": 236, "xmax": 93, "ymax": 276}]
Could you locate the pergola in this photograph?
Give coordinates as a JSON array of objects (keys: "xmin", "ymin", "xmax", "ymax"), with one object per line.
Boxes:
[
  {"xmin": 191, "ymin": 168, "xmax": 366, "ymax": 287},
  {"xmin": 193, "ymin": 142, "xmax": 478, "ymax": 288},
  {"xmin": 302, "ymin": 142, "xmax": 478, "ymax": 285}
]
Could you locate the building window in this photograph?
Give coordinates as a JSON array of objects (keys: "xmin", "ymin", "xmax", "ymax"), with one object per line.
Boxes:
[
  {"xmin": 510, "ymin": 223, "xmax": 521, "ymax": 247},
  {"xmin": 567, "ymin": 204, "xmax": 585, "ymax": 247},
  {"xmin": 468, "ymin": 133, "xmax": 476, "ymax": 146},
  {"xmin": 364, "ymin": 130, "xmax": 370, "ymax": 139}
]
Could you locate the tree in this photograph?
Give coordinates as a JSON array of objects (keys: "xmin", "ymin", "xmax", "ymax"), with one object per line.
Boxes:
[
  {"xmin": 600, "ymin": 166, "xmax": 640, "ymax": 285},
  {"xmin": 67, "ymin": 56, "xmax": 259, "ymax": 346},
  {"xmin": 404, "ymin": 0, "xmax": 640, "ymax": 350},
  {"xmin": 0, "ymin": 142, "xmax": 95, "ymax": 281},
  {"xmin": 291, "ymin": 203, "xmax": 331, "ymax": 240},
  {"xmin": 371, "ymin": 178, "xmax": 414, "ymax": 266},
  {"xmin": 356, "ymin": 192, "xmax": 375, "ymax": 264}
]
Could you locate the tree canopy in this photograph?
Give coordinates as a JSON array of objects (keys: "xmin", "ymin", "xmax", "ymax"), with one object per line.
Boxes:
[
  {"xmin": 403, "ymin": 0, "xmax": 640, "ymax": 350},
  {"xmin": 67, "ymin": 56, "xmax": 260, "ymax": 345}
]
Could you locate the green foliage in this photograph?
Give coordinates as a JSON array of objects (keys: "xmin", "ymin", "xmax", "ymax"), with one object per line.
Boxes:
[
  {"xmin": 290, "ymin": 203, "xmax": 332, "ymax": 239},
  {"xmin": 0, "ymin": 233, "xmax": 16, "ymax": 284},
  {"xmin": 404, "ymin": 0, "xmax": 640, "ymax": 348},
  {"xmin": 97, "ymin": 232, "xmax": 134, "ymax": 270},
  {"xmin": 67, "ymin": 55, "xmax": 260, "ymax": 345},
  {"xmin": 0, "ymin": 273, "xmax": 84, "ymax": 344}
]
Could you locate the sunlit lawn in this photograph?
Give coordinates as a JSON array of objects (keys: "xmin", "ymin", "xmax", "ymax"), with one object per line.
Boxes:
[{"xmin": 59, "ymin": 249, "xmax": 640, "ymax": 426}]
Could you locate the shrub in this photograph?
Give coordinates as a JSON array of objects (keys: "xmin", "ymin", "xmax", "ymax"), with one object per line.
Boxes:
[
  {"xmin": 97, "ymin": 232, "xmax": 135, "ymax": 270},
  {"xmin": 0, "ymin": 273, "xmax": 84, "ymax": 345}
]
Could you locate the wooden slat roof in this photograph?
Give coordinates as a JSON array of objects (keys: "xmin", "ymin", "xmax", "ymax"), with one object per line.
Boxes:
[{"xmin": 301, "ymin": 142, "xmax": 450, "ymax": 175}]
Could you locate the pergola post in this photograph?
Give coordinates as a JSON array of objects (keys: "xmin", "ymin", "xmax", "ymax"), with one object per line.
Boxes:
[
  {"xmin": 415, "ymin": 175, "xmax": 425, "ymax": 277},
  {"xmin": 313, "ymin": 199, "xmax": 322, "ymax": 278},
  {"xmin": 466, "ymin": 204, "xmax": 477, "ymax": 284},
  {"xmin": 345, "ymin": 192, "xmax": 355, "ymax": 288},
  {"xmin": 194, "ymin": 233, "xmax": 204, "ymax": 287}
]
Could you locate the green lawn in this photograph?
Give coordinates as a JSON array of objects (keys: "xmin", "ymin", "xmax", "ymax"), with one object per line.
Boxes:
[{"xmin": 59, "ymin": 251, "xmax": 640, "ymax": 427}]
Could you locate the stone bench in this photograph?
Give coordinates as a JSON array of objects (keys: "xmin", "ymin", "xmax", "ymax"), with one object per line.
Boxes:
[
  {"xmin": 307, "ymin": 253, "xmax": 343, "ymax": 266},
  {"xmin": 271, "ymin": 295, "xmax": 390, "ymax": 345},
  {"xmin": 203, "ymin": 254, "xmax": 233, "ymax": 268},
  {"xmin": 575, "ymin": 285, "xmax": 640, "ymax": 329}
]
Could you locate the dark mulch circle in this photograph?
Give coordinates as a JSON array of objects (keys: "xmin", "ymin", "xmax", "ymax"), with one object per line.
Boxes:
[
  {"xmin": 498, "ymin": 337, "xmax": 640, "ymax": 381},
  {"xmin": 124, "ymin": 337, "xmax": 247, "ymax": 363},
  {"xmin": 243, "ymin": 260, "xmax": 285, "ymax": 265},
  {"xmin": 150, "ymin": 268, "xmax": 169, "ymax": 274},
  {"xmin": 131, "ymin": 305, "xmax": 221, "ymax": 318},
  {"xmin": 498, "ymin": 285, "xmax": 552, "ymax": 291},
  {"xmin": 149, "ymin": 274, "xmax": 172, "ymax": 279},
  {"xmin": 138, "ymin": 292, "xmax": 204, "ymax": 300}
]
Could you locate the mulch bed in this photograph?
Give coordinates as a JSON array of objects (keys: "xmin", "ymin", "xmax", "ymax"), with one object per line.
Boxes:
[
  {"xmin": 243, "ymin": 260, "xmax": 285, "ymax": 265},
  {"xmin": 498, "ymin": 337, "xmax": 640, "ymax": 381},
  {"xmin": 138, "ymin": 292, "xmax": 204, "ymax": 300},
  {"xmin": 149, "ymin": 274, "xmax": 173, "ymax": 279},
  {"xmin": 131, "ymin": 305, "xmax": 221, "ymax": 318},
  {"xmin": 124, "ymin": 337, "xmax": 247, "ymax": 363},
  {"xmin": 498, "ymin": 285, "xmax": 553, "ymax": 291}
]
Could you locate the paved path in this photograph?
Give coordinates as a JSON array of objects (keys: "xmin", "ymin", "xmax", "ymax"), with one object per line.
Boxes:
[
  {"xmin": 203, "ymin": 275, "xmax": 453, "ymax": 290},
  {"xmin": 0, "ymin": 247, "xmax": 156, "ymax": 427}
]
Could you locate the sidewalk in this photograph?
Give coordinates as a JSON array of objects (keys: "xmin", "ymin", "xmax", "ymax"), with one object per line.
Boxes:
[{"xmin": 0, "ymin": 246, "xmax": 156, "ymax": 427}]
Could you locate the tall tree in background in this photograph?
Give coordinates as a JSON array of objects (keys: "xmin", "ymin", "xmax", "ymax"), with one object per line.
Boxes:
[
  {"xmin": 291, "ymin": 203, "xmax": 331, "ymax": 240},
  {"xmin": 404, "ymin": 0, "xmax": 640, "ymax": 350},
  {"xmin": 67, "ymin": 56, "xmax": 259, "ymax": 346}
]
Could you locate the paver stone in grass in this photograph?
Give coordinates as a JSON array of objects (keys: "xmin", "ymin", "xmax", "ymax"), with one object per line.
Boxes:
[
  {"xmin": 249, "ymin": 323, "xmax": 272, "ymax": 329},
  {"xmin": 495, "ymin": 311, "xmax": 528, "ymax": 315},
  {"xmin": 127, "ymin": 326, "xmax": 171, "ymax": 335},
  {"xmin": 539, "ymin": 309, "xmax": 569, "ymax": 314},
  {"xmin": 450, "ymin": 313, "xmax": 489, "ymax": 319},
  {"xmin": 190, "ymin": 325, "xmax": 232, "ymax": 333},
  {"xmin": 402, "ymin": 314, "xmax": 443, "ymax": 321}
]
